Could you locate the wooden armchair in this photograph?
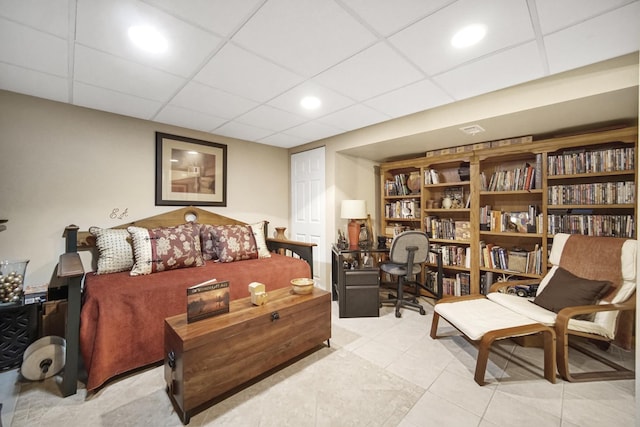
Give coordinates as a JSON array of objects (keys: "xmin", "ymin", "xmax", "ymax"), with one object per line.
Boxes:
[{"xmin": 488, "ymin": 233, "xmax": 636, "ymax": 382}]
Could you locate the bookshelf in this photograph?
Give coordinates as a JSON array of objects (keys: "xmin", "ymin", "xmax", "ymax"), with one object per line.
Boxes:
[
  {"xmin": 378, "ymin": 126, "xmax": 637, "ymax": 298},
  {"xmin": 380, "ymin": 160, "xmax": 423, "ymax": 241},
  {"xmin": 422, "ymin": 156, "xmax": 473, "ymax": 298}
]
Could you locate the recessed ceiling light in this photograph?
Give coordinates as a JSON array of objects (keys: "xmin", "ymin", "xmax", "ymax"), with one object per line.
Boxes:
[
  {"xmin": 300, "ymin": 96, "xmax": 321, "ymax": 110},
  {"xmin": 128, "ymin": 25, "xmax": 168, "ymax": 54},
  {"xmin": 451, "ymin": 24, "xmax": 487, "ymax": 49}
]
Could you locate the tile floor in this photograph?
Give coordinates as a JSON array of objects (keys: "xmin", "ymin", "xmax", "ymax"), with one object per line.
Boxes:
[{"xmin": 0, "ymin": 297, "xmax": 635, "ymax": 426}]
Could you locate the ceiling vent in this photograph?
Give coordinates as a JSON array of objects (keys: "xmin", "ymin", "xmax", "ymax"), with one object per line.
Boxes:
[{"xmin": 459, "ymin": 124, "xmax": 485, "ymax": 135}]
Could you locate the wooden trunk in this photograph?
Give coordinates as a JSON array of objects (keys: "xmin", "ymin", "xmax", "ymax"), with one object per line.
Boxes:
[{"xmin": 164, "ymin": 287, "xmax": 331, "ymax": 424}]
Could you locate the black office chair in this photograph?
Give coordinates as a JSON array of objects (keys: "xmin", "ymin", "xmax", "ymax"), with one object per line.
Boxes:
[{"xmin": 380, "ymin": 230, "xmax": 442, "ymax": 317}]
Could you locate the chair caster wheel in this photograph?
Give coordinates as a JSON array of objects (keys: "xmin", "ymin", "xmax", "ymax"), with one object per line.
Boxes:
[
  {"xmin": 420, "ymin": 308, "xmax": 426, "ymax": 315},
  {"xmin": 395, "ymin": 311, "xmax": 401, "ymax": 318}
]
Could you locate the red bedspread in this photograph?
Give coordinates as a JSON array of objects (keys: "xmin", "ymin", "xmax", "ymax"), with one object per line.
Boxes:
[{"xmin": 80, "ymin": 254, "xmax": 311, "ymax": 391}]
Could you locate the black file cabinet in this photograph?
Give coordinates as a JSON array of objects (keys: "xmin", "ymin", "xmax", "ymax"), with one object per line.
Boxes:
[{"xmin": 332, "ymin": 245, "xmax": 388, "ymax": 318}]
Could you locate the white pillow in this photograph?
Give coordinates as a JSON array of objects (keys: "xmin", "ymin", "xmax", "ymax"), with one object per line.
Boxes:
[
  {"xmin": 89, "ymin": 227, "xmax": 134, "ymax": 274},
  {"xmin": 249, "ymin": 221, "xmax": 271, "ymax": 258}
]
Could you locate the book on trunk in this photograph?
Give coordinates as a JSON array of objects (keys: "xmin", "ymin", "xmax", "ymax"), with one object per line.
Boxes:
[{"xmin": 187, "ymin": 279, "xmax": 230, "ymax": 323}]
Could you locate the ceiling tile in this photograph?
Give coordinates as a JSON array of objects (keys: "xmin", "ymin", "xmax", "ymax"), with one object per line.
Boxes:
[
  {"xmin": 74, "ymin": 82, "xmax": 163, "ymax": 120},
  {"xmin": 342, "ymin": 0, "xmax": 453, "ymax": 36},
  {"xmin": 0, "ymin": 18, "xmax": 67, "ymax": 76},
  {"xmin": 232, "ymin": 0, "xmax": 376, "ymax": 76},
  {"xmin": 389, "ymin": 0, "xmax": 534, "ymax": 75},
  {"xmin": 234, "ymin": 105, "xmax": 307, "ymax": 132},
  {"xmin": 194, "ymin": 43, "xmax": 304, "ymax": 103},
  {"xmin": 142, "ymin": 0, "xmax": 263, "ymax": 37},
  {"xmin": 314, "ymin": 42, "xmax": 424, "ymax": 101},
  {"xmin": 0, "ymin": 63, "xmax": 68, "ymax": 103},
  {"xmin": 75, "ymin": 0, "xmax": 222, "ymax": 77},
  {"xmin": 154, "ymin": 104, "xmax": 228, "ymax": 132},
  {"xmin": 0, "ymin": 0, "xmax": 69, "ymax": 38},
  {"xmin": 267, "ymin": 81, "xmax": 355, "ymax": 118},
  {"xmin": 283, "ymin": 120, "xmax": 344, "ymax": 141},
  {"xmin": 213, "ymin": 120, "xmax": 274, "ymax": 141},
  {"xmin": 169, "ymin": 81, "xmax": 258, "ymax": 119},
  {"xmin": 364, "ymin": 79, "xmax": 454, "ymax": 118},
  {"xmin": 544, "ymin": 2, "xmax": 640, "ymax": 74},
  {"xmin": 319, "ymin": 104, "xmax": 391, "ymax": 131},
  {"xmin": 434, "ymin": 41, "xmax": 545, "ymax": 100},
  {"xmin": 74, "ymin": 46, "xmax": 186, "ymax": 101},
  {"xmin": 258, "ymin": 132, "xmax": 308, "ymax": 148},
  {"xmin": 535, "ymin": 0, "xmax": 634, "ymax": 34}
]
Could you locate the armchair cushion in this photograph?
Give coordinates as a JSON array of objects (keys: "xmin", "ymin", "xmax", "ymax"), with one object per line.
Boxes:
[{"xmin": 532, "ymin": 267, "xmax": 610, "ymax": 318}]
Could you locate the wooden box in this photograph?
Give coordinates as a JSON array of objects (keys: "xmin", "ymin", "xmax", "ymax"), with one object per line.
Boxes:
[{"xmin": 164, "ymin": 287, "xmax": 331, "ymax": 424}]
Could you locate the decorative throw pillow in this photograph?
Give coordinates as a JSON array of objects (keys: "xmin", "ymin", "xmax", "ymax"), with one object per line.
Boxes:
[
  {"xmin": 128, "ymin": 223, "xmax": 204, "ymax": 276},
  {"xmin": 199, "ymin": 224, "xmax": 218, "ymax": 261},
  {"xmin": 210, "ymin": 224, "xmax": 258, "ymax": 263},
  {"xmin": 249, "ymin": 221, "xmax": 271, "ymax": 259},
  {"xmin": 533, "ymin": 267, "xmax": 611, "ymax": 318},
  {"xmin": 89, "ymin": 227, "xmax": 134, "ymax": 274}
]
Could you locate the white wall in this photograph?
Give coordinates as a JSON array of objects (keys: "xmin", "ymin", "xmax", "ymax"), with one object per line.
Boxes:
[{"xmin": 0, "ymin": 91, "xmax": 291, "ymax": 290}]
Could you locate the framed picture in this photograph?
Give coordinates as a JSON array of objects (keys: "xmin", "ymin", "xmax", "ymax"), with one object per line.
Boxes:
[{"xmin": 155, "ymin": 132, "xmax": 227, "ymax": 206}]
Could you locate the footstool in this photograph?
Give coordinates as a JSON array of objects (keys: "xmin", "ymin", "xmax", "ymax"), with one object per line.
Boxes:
[{"xmin": 430, "ymin": 295, "xmax": 556, "ymax": 385}]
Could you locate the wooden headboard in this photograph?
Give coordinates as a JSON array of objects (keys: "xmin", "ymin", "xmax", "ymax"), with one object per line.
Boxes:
[
  {"xmin": 64, "ymin": 206, "xmax": 247, "ymax": 249},
  {"xmin": 62, "ymin": 206, "xmax": 316, "ymax": 274}
]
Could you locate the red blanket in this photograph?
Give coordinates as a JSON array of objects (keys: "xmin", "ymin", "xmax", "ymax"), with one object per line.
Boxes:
[{"xmin": 80, "ymin": 254, "xmax": 310, "ymax": 391}]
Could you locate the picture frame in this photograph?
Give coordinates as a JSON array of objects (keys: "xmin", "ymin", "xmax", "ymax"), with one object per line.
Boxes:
[{"xmin": 155, "ymin": 132, "xmax": 227, "ymax": 206}]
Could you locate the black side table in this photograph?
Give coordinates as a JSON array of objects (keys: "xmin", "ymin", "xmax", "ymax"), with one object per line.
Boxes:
[{"xmin": 0, "ymin": 301, "xmax": 39, "ymax": 371}]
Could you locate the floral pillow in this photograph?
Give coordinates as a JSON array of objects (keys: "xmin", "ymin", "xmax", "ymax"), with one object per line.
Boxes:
[
  {"xmin": 211, "ymin": 224, "xmax": 258, "ymax": 263},
  {"xmin": 128, "ymin": 223, "xmax": 204, "ymax": 276}
]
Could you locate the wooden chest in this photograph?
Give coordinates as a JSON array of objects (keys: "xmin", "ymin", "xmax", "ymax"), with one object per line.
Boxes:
[{"xmin": 164, "ymin": 287, "xmax": 331, "ymax": 424}]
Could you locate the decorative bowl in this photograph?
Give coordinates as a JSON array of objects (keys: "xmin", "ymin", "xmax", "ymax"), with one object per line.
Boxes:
[{"xmin": 291, "ymin": 278, "xmax": 314, "ymax": 295}]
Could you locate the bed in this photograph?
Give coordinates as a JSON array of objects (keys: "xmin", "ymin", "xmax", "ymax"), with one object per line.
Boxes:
[{"xmin": 60, "ymin": 207, "xmax": 315, "ymax": 392}]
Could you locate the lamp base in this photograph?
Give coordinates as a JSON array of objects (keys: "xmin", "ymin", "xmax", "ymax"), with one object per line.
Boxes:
[{"xmin": 348, "ymin": 219, "xmax": 360, "ymax": 250}]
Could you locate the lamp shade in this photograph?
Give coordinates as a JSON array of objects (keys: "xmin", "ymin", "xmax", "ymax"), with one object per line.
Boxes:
[{"xmin": 341, "ymin": 200, "xmax": 367, "ymax": 219}]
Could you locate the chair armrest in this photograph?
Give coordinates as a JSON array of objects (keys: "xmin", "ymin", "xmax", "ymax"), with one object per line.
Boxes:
[{"xmin": 556, "ymin": 300, "xmax": 636, "ymax": 328}]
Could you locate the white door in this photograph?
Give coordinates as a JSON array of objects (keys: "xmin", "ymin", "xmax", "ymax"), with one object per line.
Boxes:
[{"xmin": 290, "ymin": 147, "xmax": 326, "ymax": 289}]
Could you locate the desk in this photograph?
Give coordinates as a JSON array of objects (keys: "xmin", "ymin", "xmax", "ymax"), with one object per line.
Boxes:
[{"xmin": 331, "ymin": 245, "xmax": 389, "ymax": 318}]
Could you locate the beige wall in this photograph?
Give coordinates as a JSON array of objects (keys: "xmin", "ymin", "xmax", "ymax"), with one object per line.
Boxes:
[{"xmin": 0, "ymin": 91, "xmax": 291, "ymax": 289}]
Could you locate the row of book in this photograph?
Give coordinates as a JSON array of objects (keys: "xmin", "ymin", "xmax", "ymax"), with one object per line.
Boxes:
[
  {"xmin": 428, "ymin": 244, "xmax": 471, "ymax": 268},
  {"xmin": 384, "ymin": 199, "xmax": 420, "ymax": 219},
  {"xmin": 484, "ymin": 163, "xmax": 536, "ymax": 191},
  {"xmin": 425, "ymin": 270, "xmax": 471, "ymax": 297},
  {"xmin": 424, "ymin": 217, "xmax": 471, "ymax": 240},
  {"xmin": 547, "ymin": 213, "xmax": 634, "ymax": 238},
  {"xmin": 480, "ymin": 242, "xmax": 542, "ymax": 275},
  {"xmin": 547, "ymin": 181, "xmax": 635, "ymax": 205},
  {"xmin": 547, "ymin": 147, "xmax": 635, "ymax": 175},
  {"xmin": 424, "ymin": 168, "xmax": 440, "ymax": 185},
  {"xmin": 481, "ymin": 155, "xmax": 542, "ymax": 191},
  {"xmin": 384, "ymin": 174, "xmax": 412, "ymax": 196}
]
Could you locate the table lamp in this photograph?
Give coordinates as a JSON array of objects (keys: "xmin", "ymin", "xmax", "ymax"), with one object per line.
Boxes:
[{"xmin": 341, "ymin": 200, "xmax": 367, "ymax": 250}]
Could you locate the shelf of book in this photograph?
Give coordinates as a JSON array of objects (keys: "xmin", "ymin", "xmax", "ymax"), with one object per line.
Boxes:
[{"xmin": 378, "ymin": 126, "xmax": 637, "ymax": 296}]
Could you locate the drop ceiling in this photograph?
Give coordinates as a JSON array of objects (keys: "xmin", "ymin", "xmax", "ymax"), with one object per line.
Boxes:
[{"xmin": 1, "ymin": 0, "xmax": 639, "ymax": 158}]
